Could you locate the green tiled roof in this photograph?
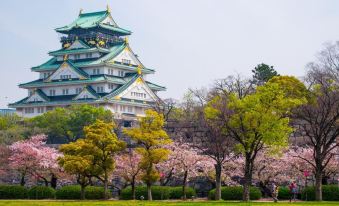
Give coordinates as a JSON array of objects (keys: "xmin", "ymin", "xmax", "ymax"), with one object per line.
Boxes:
[
  {"xmin": 63, "ymin": 60, "xmax": 90, "ymax": 78},
  {"xmin": 35, "ymin": 89, "xmax": 50, "ymax": 101},
  {"xmin": 49, "ymin": 47, "xmax": 110, "ymax": 56},
  {"xmin": 55, "ymin": 10, "xmax": 131, "ymax": 35},
  {"xmin": 106, "ymin": 74, "xmax": 139, "ymax": 98},
  {"xmin": 20, "ymin": 75, "xmax": 126, "ymax": 88},
  {"xmin": 146, "ymin": 81, "xmax": 166, "ymax": 91},
  {"xmin": 32, "ymin": 43, "xmax": 126, "ymax": 71}
]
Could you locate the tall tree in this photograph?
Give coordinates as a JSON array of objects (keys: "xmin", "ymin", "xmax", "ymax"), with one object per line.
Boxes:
[
  {"xmin": 123, "ymin": 110, "xmax": 171, "ymax": 201},
  {"xmin": 58, "ymin": 139, "xmax": 94, "ymax": 200},
  {"xmin": 252, "ymin": 63, "xmax": 279, "ymax": 85},
  {"xmin": 293, "ymin": 69, "xmax": 339, "ymax": 201},
  {"xmin": 175, "ymin": 90, "xmax": 234, "ymax": 201},
  {"xmin": 82, "ymin": 120, "xmax": 126, "ymax": 199},
  {"xmin": 115, "ymin": 150, "xmax": 142, "ymax": 200},
  {"xmin": 31, "ymin": 105, "xmax": 113, "ymax": 142},
  {"xmin": 205, "ymin": 76, "xmax": 307, "ymax": 201}
]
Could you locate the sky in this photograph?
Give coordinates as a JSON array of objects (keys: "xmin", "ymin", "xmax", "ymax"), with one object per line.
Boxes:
[{"xmin": 1, "ymin": 0, "xmax": 339, "ymax": 108}]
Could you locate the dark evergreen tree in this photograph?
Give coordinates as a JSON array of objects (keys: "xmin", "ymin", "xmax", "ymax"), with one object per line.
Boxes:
[{"xmin": 252, "ymin": 63, "xmax": 279, "ymax": 85}]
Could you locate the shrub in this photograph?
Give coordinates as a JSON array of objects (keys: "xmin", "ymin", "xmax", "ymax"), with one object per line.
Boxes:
[
  {"xmin": 56, "ymin": 185, "xmax": 81, "ymax": 199},
  {"xmin": 28, "ymin": 186, "xmax": 55, "ymax": 199},
  {"xmin": 85, "ymin": 186, "xmax": 106, "ymax": 199},
  {"xmin": 301, "ymin": 185, "xmax": 339, "ymax": 201},
  {"xmin": 120, "ymin": 186, "xmax": 171, "ymax": 200},
  {"xmin": 56, "ymin": 185, "xmax": 107, "ymax": 200},
  {"xmin": 208, "ymin": 186, "xmax": 261, "ymax": 200},
  {"xmin": 169, "ymin": 186, "xmax": 196, "ymax": 199},
  {"xmin": 278, "ymin": 186, "xmax": 290, "ymax": 200},
  {"xmin": 0, "ymin": 185, "xmax": 28, "ymax": 199}
]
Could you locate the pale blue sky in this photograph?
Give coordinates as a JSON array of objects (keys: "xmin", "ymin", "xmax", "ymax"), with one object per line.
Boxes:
[{"xmin": 1, "ymin": 0, "xmax": 339, "ymax": 108}]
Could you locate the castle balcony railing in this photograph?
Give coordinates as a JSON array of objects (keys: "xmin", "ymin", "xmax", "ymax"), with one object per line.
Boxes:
[{"xmin": 60, "ymin": 32, "xmax": 124, "ymax": 46}]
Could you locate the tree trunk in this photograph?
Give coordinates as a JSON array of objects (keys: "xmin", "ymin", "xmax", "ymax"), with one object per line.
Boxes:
[
  {"xmin": 50, "ymin": 174, "xmax": 57, "ymax": 189},
  {"xmin": 20, "ymin": 173, "xmax": 25, "ymax": 186},
  {"xmin": 147, "ymin": 183, "xmax": 152, "ymax": 201},
  {"xmin": 131, "ymin": 178, "xmax": 136, "ymax": 200},
  {"xmin": 80, "ymin": 184, "xmax": 86, "ymax": 200},
  {"xmin": 182, "ymin": 170, "xmax": 188, "ymax": 200},
  {"xmin": 88, "ymin": 177, "xmax": 93, "ymax": 186},
  {"xmin": 44, "ymin": 178, "xmax": 49, "ymax": 186},
  {"xmin": 104, "ymin": 171, "xmax": 109, "ymax": 200},
  {"xmin": 215, "ymin": 163, "xmax": 222, "ymax": 200},
  {"xmin": 315, "ymin": 169, "xmax": 323, "ymax": 201},
  {"xmin": 243, "ymin": 156, "xmax": 253, "ymax": 202}
]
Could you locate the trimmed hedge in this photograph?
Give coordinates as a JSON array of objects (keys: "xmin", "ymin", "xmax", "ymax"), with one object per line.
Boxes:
[
  {"xmin": 0, "ymin": 185, "xmax": 28, "ymax": 199},
  {"xmin": 278, "ymin": 186, "xmax": 290, "ymax": 200},
  {"xmin": 56, "ymin": 185, "xmax": 106, "ymax": 200},
  {"xmin": 208, "ymin": 186, "xmax": 261, "ymax": 200},
  {"xmin": 301, "ymin": 185, "xmax": 339, "ymax": 201},
  {"xmin": 120, "ymin": 186, "xmax": 171, "ymax": 200},
  {"xmin": 28, "ymin": 186, "xmax": 55, "ymax": 199},
  {"xmin": 169, "ymin": 187, "xmax": 196, "ymax": 199}
]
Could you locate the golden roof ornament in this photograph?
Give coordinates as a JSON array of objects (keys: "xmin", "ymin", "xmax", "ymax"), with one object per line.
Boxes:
[
  {"xmin": 124, "ymin": 37, "xmax": 129, "ymax": 44},
  {"xmin": 63, "ymin": 54, "xmax": 69, "ymax": 61},
  {"xmin": 137, "ymin": 65, "xmax": 142, "ymax": 75}
]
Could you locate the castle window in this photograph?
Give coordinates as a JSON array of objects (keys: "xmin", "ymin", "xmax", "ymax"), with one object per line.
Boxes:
[
  {"xmin": 108, "ymin": 69, "xmax": 114, "ymax": 75},
  {"xmin": 93, "ymin": 68, "xmax": 100, "ymax": 75},
  {"xmin": 108, "ymin": 84, "xmax": 115, "ymax": 90},
  {"xmin": 76, "ymin": 88, "xmax": 82, "ymax": 94},
  {"xmin": 131, "ymin": 92, "xmax": 146, "ymax": 99},
  {"xmin": 49, "ymin": 89, "xmax": 56, "ymax": 96},
  {"xmin": 62, "ymin": 89, "xmax": 69, "ymax": 95},
  {"xmin": 24, "ymin": 108, "xmax": 34, "ymax": 114},
  {"xmin": 37, "ymin": 107, "xmax": 44, "ymax": 113},
  {"xmin": 74, "ymin": 54, "xmax": 80, "ymax": 60},
  {"xmin": 83, "ymin": 95, "xmax": 88, "ymax": 99},
  {"xmin": 122, "ymin": 59, "xmax": 131, "ymax": 65},
  {"xmin": 118, "ymin": 70, "xmax": 124, "ymax": 77},
  {"xmin": 86, "ymin": 53, "xmax": 92, "ymax": 58},
  {"xmin": 96, "ymin": 86, "xmax": 104, "ymax": 93},
  {"xmin": 60, "ymin": 75, "xmax": 71, "ymax": 79},
  {"xmin": 127, "ymin": 106, "xmax": 133, "ymax": 113}
]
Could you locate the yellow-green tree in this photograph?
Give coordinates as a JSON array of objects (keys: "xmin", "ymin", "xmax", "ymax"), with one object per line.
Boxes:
[
  {"xmin": 83, "ymin": 120, "xmax": 126, "ymax": 199},
  {"xmin": 123, "ymin": 110, "xmax": 172, "ymax": 201},
  {"xmin": 58, "ymin": 139, "xmax": 93, "ymax": 200},
  {"xmin": 205, "ymin": 76, "xmax": 308, "ymax": 201},
  {"xmin": 59, "ymin": 120, "xmax": 125, "ymax": 199}
]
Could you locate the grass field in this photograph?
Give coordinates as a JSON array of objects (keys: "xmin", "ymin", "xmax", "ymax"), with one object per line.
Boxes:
[{"xmin": 0, "ymin": 201, "xmax": 337, "ymax": 206}]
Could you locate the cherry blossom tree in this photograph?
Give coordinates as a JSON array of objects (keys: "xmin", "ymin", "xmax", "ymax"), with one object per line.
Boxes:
[
  {"xmin": 114, "ymin": 150, "xmax": 142, "ymax": 200},
  {"xmin": 157, "ymin": 142, "xmax": 213, "ymax": 199},
  {"xmin": 8, "ymin": 135, "xmax": 61, "ymax": 187}
]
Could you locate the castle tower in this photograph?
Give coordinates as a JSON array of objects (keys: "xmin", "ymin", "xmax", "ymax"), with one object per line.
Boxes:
[{"xmin": 9, "ymin": 8, "xmax": 165, "ymax": 120}]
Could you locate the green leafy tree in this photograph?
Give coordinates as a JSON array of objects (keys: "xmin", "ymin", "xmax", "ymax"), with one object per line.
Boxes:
[
  {"xmin": 59, "ymin": 119, "xmax": 125, "ymax": 199},
  {"xmin": 205, "ymin": 76, "xmax": 307, "ymax": 201},
  {"xmin": 82, "ymin": 120, "xmax": 126, "ymax": 199},
  {"xmin": 58, "ymin": 139, "xmax": 93, "ymax": 200},
  {"xmin": 123, "ymin": 110, "xmax": 172, "ymax": 201},
  {"xmin": 0, "ymin": 114, "xmax": 43, "ymax": 145},
  {"xmin": 31, "ymin": 105, "xmax": 113, "ymax": 142},
  {"xmin": 252, "ymin": 63, "xmax": 279, "ymax": 85}
]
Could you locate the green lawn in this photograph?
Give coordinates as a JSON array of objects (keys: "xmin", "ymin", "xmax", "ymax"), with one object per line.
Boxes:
[{"xmin": 0, "ymin": 201, "xmax": 337, "ymax": 206}]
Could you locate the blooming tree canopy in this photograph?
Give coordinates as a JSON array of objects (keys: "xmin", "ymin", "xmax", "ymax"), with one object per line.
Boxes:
[{"xmin": 8, "ymin": 135, "xmax": 61, "ymax": 186}]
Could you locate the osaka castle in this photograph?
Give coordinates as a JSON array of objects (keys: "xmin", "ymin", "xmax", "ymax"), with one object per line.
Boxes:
[{"xmin": 9, "ymin": 7, "xmax": 165, "ymax": 120}]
